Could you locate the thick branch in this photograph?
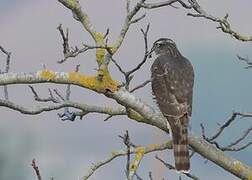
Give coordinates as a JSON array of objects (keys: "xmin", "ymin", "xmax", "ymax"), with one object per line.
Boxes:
[
  {"xmin": 0, "ymin": 98, "xmax": 125, "ymax": 116},
  {"xmin": 58, "ymin": 0, "xmax": 97, "ymax": 41},
  {"xmin": 0, "ymin": 70, "xmax": 118, "ymax": 93}
]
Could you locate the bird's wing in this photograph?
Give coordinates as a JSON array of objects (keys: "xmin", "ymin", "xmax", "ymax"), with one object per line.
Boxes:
[
  {"xmin": 151, "ymin": 55, "xmax": 194, "ymax": 117},
  {"xmin": 151, "ymin": 55, "xmax": 194, "ymax": 171}
]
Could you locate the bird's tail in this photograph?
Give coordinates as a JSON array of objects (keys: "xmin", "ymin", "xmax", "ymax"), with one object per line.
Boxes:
[{"xmin": 172, "ymin": 120, "xmax": 190, "ymax": 171}]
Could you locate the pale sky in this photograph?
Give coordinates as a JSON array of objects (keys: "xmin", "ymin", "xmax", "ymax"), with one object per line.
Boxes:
[{"xmin": 0, "ymin": 1, "xmax": 252, "ymax": 180}]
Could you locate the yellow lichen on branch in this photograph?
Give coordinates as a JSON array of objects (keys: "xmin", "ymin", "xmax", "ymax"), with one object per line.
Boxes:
[
  {"xmin": 129, "ymin": 146, "xmax": 145, "ymax": 172},
  {"xmin": 231, "ymin": 160, "xmax": 252, "ymax": 179},
  {"xmin": 39, "ymin": 70, "xmax": 56, "ymax": 81},
  {"xmin": 64, "ymin": 0, "xmax": 78, "ymax": 8},
  {"xmin": 68, "ymin": 70, "xmax": 118, "ymax": 93},
  {"xmin": 38, "ymin": 69, "xmax": 118, "ymax": 93},
  {"xmin": 147, "ymin": 143, "xmax": 160, "ymax": 150},
  {"xmin": 249, "ymin": 171, "xmax": 252, "ymax": 180},
  {"xmin": 93, "ymin": 32, "xmax": 117, "ymax": 66},
  {"xmin": 127, "ymin": 109, "xmax": 145, "ymax": 122},
  {"xmin": 94, "ymin": 32, "xmax": 106, "ymax": 66}
]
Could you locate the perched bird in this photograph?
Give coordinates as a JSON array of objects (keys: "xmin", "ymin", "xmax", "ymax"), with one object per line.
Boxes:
[{"xmin": 150, "ymin": 38, "xmax": 194, "ymax": 171}]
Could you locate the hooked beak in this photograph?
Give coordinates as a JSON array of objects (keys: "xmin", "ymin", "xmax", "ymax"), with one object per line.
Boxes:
[{"xmin": 147, "ymin": 46, "xmax": 155, "ymax": 58}]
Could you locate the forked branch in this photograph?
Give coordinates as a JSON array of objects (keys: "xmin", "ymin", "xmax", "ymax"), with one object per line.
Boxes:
[{"xmin": 200, "ymin": 112, "xmax": 252, "ymax": 152}]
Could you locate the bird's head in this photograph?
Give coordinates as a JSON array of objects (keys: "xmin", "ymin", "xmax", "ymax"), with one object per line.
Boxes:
[{"xmin": 148, "ymin": 38, "xmax": 179, "ymax": 57}]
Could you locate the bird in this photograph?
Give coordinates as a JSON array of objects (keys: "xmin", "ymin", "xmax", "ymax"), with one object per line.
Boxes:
[{"xmin": 150, "ymin": 38, "xmax": 194, "ymax": 171}]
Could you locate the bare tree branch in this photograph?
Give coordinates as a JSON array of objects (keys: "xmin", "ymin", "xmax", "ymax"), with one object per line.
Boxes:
[
  {"xmin": 135, "ymin": 173, "xmax": 144, "ymax": 180},
  {"xmin": 209, "ymin": 112, "xmax": 240, "ymax": 141},
  {"xmin": 121, "ymin": 130, "xmax": 131, "ymax": 179},
  {"xmin": 237, "ymin": 55, "xmax": 252, "ymax": 69},
  {"xmin": 111, "ymin": 24, "xmax": 150, "ymax": 90},
  {"xmin": 141, "ymin": 0, "xmax": 191, "ymax": 9},
  {"xmin": 0, "ymin": 46, "xmax": 11, "ymax": 74},
  {"xmin": 58, "ymin": 0, "xmax": 98, "ymax": 42},
  {"xmin": 185, "ymin": 1, "xmax": 252, "ymax": 41},
  {"xmin": 0, "ymin": 45, "xmax": 11, "ymax": 100},
  {"xmin": 155, "ymin": 155, "xmax": 199, "ymax": 180},
  {"xmin": 0, "ymin": 98, "xmax": 126, "ymax": 117},
  {"xmin": 126, "ymin": 24, "xmax": 150, "ymax": 77},
  {"xmin": 0, "ymin": 71, "xmax": 251, "ymax": 178},
  {"xmin": 227, "ymin": 127, "xmax": 252, "ymax": 148},
  {"xmin": 31, "ymin": 159, "xmax": 42, "ymax": 180},
  {"xmin": 112, "ymin": 0, "xmax": 147, "ymax": 52},
  {"xmin": 82, "ymin": 140, "xmax": 172, "ymax": 180},
  {"xmin": 130, "ymin": 14, "xmax": 146, "ymax": 24},
  {"xmin": 57, "ymin": 24, "xmax": 107, "ymax": 64},
  {"xmin": 148, "ymin": 172, "xmax": 154, "ymax": 180},
  {"xmin": 200, "ymin": 112, "xmax": 252, "ymax": 152},
  {"xmin": 29, "ymin": 86, "xmax": 60, "ymax": 103},
  {"xmin": 130, "ymin": 79, "xmax": 151, "ymax": 93},
  {"xmin": 221, "ymin": 142, "xmax": 252, "ymax": 152},
  {"xmin": 141, "ymin": 0, "xmax": 252, "ymax": 42}
]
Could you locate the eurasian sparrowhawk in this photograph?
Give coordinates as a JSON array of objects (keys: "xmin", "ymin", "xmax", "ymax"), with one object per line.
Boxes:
[{"xmin": 150, "ymin": 38, "xmax": 194, "ymax": 171}]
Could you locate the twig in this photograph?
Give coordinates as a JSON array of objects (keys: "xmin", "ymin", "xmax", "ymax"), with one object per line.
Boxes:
[
  {"xmin": 130, "ymin": 79, "xmax": 151, "ymax": 93},
  {"xmin": 200, "ymin": 112, "xmax": 252, "ymax": 152},
  {"xmin": 104, "ymin": 114, "xmax": 113, "ymax": 121},
  {"xmin": 58, "ymin": 64, "xmax": 80, "ymax": 121},
  {"xmin": 189, "ymin": 150, "xmax": 195, "ymax": 159},
  {"xmin": 209, "ymin": 112, "xmax": 239, "ymax": 141},
  {"xmin": 227, "ymin": 126, "xmax": 252, "ymax": 148},
  {"xmin": 0, "ymin": 98, "xmax": 126, "ymax": 117},
  {"xmin": 57, "ymin": 24, "xmax": 103, "ymax": 63},
  {"xmin": 123, "ymin": 130, "xmax": 131, "ymax": 178},
  {"xmin": 135, "ymin": 173, "xmax": 144, "ymax": 180},
  {"xmin": 186, "ymin": 1, "xmax": 252, "ymax": 41},
  {"xmin": 141, "ymin": 0, "xmax": 192, "ymax": 9},
  {"xmin": 126, "ymin": 24, "xmax": 150, "ymax": 77},
  {"xmin": 200, "ymin": 123, "xmax": 208, "ymax": 140},
  {"xmin": 57, "ymin": 24, "xmax": 69, "ymax": 56},
  {"xmin": 112, "ymin": 0, "xmax": 147, "ymax": 52},
  {"xmin": 237, "ymin": 55, "xmax": 252, "ymax": 69},
  {"xmin": 141, "ymin": 0, "xmax": 252, "ymax": 41},
  {"xmin": 111, "ymin": 24, "xmax": 150, "ymax": 90},
  {"xmin": 53, "ymin": 89, "xmax": 65, "ymax": 101},
  {"xmin": 130, "ymin": 14, "xmax": 146, "ymax": 24},
  {"xmin": 110, "ymin": 57, "xmax": 127, "ymax": 76},
  {"xmin": 118, "ymin": 134, "xmax": 137, "ymax": 148},
  {"xmin": 148, "ymin": 172, "xmax": 153, "ymax": 180},
  {"xmin": 0, "ymin": 46, "xmax": 11, "ymax": 74},
  {"xmin": 29, "ymin": 86, "xmax": 60, "ymax": 103},
  {"xmin": 31, "ymin": 159, "xmax": 42, "ymax": 180},
  {"xmin": 58, "ymin": 0, "xmax": 98, "ymax": 41},
  {"xmin": 155, "ymin": 155, "xmax": 200, "ymax": 180},
  {"xmin": 126, "ymin": 0, "xmax": 130, "ymax": 13},
  {"xmin": 0, "ymin": 45, "xmax": 11, "ymax": 100},
  {"xmin": 221, "ymin": 141, "xmax": 252, "ymax": 152}
]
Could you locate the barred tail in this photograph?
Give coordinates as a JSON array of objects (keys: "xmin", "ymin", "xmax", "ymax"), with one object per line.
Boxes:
[{"xmin": 172, "ymin": 123, "xmax": 190, "ymax": 171}]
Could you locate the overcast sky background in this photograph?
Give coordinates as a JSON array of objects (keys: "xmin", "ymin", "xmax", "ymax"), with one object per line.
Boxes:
[{"xmin": 0, "ymin": 0, "xmax": 252, "ymax": 180}]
